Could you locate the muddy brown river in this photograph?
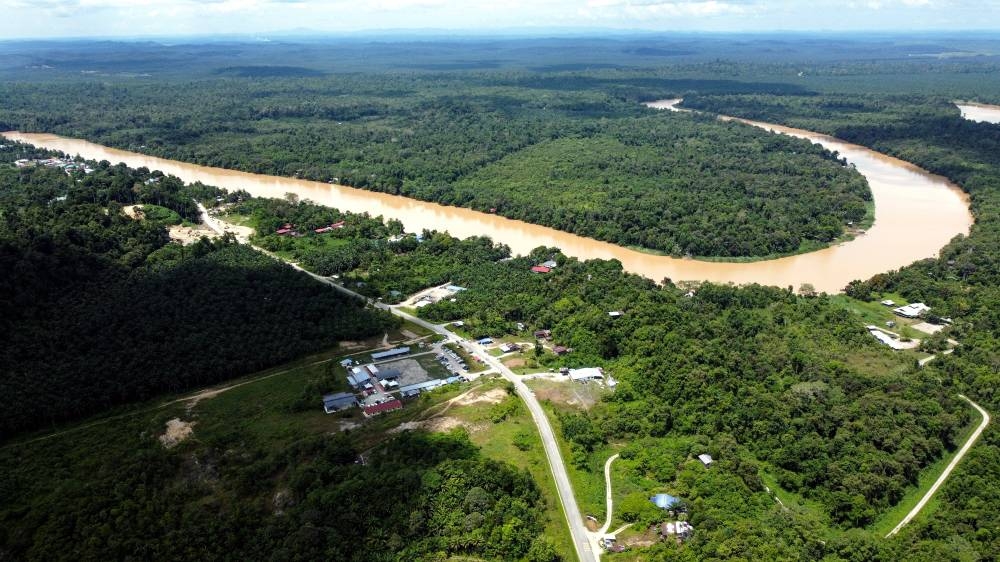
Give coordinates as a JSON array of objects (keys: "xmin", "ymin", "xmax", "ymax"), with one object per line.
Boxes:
[
  {"xmin": 957, "ymin": 102, "xmax": 1000, "ymax": 124},
  {"xmin": 3, "ymin": 107, "xmax": 972, "ymax": 293}
]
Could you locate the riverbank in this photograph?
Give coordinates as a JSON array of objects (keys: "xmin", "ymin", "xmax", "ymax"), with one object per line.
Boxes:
[
  {"xmin": 955, "ymin": 101, "xmax": 1000, "ymax": 124},
  {"xmin": 2, "ymin": 121, "xmax": 971, "ymax": 293}
]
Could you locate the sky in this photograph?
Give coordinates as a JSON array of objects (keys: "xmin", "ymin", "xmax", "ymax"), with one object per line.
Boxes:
[{"xmin": 1, "ymin": 0, "xmax": 998, "ymax": 40}]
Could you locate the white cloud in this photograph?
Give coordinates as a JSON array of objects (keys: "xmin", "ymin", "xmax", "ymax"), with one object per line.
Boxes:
[{"xmin": 0, "ymin": 0, "xmax": 994, "ymax": 38}]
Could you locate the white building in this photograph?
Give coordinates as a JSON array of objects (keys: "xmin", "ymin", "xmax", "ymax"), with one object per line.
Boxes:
[
  {"xmin": 893, "ymin": 302, "xmax": 930, "ymax": 318},
  {"xmin": 569, "ymin": 367, "xmax": 604, "ymax": 382},
  {"xmin": 698, "ymin": 454, "xmax": 714, "ymax": 466}
]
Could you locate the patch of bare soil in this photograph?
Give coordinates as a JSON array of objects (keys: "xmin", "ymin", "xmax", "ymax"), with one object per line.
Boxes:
[
  {"xmin": 623, "ymin": 527, "xmax": 660, "ymax": 547},
  {"xmin": 912, "ymin": 322, "xmax": 945, "ymax": 335},
  {"xmin": 531, "ymin": 380, "xmax": 599, "ymax": 410},
  {"xmin": 391, "ymin": 416, "xmax": 470, "ymax": 434},
  {"xmin": 339, "ymin": 340, "xmax": 366, "ymax": 350},
  {"xmin": 337, "ymin": 419, "xmax": 362, "ymax": 431},
  {"xmin": 160, "ymin": 418, "xmax": 195, "ymax": 448},
  {"xmin": 503, "ymin": 358, "xmax": 526, "ymax": 369},
  {"xmin": 122, "ymin": 205, "xmax": 144, "ymax": 219},
  {"xmin": 168, "ymin": 224, "xmax": 216, "ymax": 245},
  {"xmin": 400, "ymin": 329, "xmax": 419, "ymax": 339},
  {"xmin": 183, "ymin": 387, "xmax": 229, "ymax": 409},
  {"xmin": 454, "ymin": 387, "xmax": 508, "ymax": 407}
]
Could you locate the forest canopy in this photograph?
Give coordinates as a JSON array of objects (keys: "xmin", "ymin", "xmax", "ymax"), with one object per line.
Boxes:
[
  {"xmin": 0, "ymin": 74, "xmax": 871, "ymax": 258},
  {"xmin": 0, "ymin": 143, "xmax": 398, "ymax": 438}
]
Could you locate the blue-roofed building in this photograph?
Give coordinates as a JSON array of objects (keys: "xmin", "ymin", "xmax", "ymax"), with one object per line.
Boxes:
[
  {"xmin": 399, "ymin": 379, "xmax": 447, "ymax": 397},
  {"xmin": 445, "ymin": 376, "xmax": 462, "ymax": 384},
  {"xmin": 651, "ymin": 493, "xmax": 681, "ymax": 509},
  {"xmin": 347, "ymin": 367, "xmax": 371, "ymax": 389},
  {"xmin": 378, "ymin": 368, "xmax": 402, "ymax": 381},
  {"xmin": 371, "ymin": 347, "xmax": 410, "ymax": 361},
  {"xmin": 323, "ymin": 392, "xmax": 358, "ymax": 414}
]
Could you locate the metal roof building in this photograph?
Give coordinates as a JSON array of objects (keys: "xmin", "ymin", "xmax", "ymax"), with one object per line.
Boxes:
[
  {"xmin": 363, "ymin": 399, "xmax": 403, "ymax": 417},
  {"xmin": 569, "ymin": 367, "xmax": 604, "ymax": 382},
  {"xmin": 322, "ymin": 392, "xmax": 358, "ymax": 414},
  {"xmin": 371, "ymin": 347, "xmax": 410, "ymax": 361},
  {"xmin": 650, "ymin": 493, "xmax": 681, "ymax": 509},
  {"xmin": 399, "ymin": 379, "xmax": 447, "ymax": 397}
]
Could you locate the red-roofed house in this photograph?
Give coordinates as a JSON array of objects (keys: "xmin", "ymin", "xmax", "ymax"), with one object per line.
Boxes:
[
  {"xmin": 363, "ymin": 399, "xmax": 403, "ymax": 417},
  {"xmin": 531, "ymin": 266, "xmax": 551, "ymax": 274},
  {"xmin": 331, "ymin": 221, "xmax": 346, "ymax": 229}
]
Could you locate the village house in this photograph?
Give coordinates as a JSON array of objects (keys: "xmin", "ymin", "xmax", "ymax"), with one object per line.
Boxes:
[
  {"xmin": 893, "ymin": 302, "xmax": 930, "ymax": 318},
  {"xmin": 363, "ymin": 399, "xmax": 403, "ymax": 417},
  {"xmin": 534, "ymin": 329, "xmax": 552, "ymax": 340}
]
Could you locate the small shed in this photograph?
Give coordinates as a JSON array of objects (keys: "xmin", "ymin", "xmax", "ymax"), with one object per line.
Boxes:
[
  {"xmin": 698, "ymin": 454, "xmax": 714, "ymax": 466},
  {"xmin": 661, "ymin": 521, "xmax": 693, "ymax": 538},
  {"xmin": 531, "ymin": 265, "xmax": 551, "ymax": 274}
]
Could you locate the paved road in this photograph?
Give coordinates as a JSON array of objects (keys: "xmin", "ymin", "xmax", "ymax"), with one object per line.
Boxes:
[
  {"xmin": 393, "ymin": 308, "xmax": 598, "ymax": 562},
  {"xmin": 886, "ymin": 394, "xmax": 990, "ymax": 537},
  {"xmin": 199, "ymin": 204, "xmax": 596, "ymax": 561}
]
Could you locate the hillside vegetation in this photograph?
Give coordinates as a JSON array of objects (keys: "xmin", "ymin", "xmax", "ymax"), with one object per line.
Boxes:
[{"xmin": 0, "ymin": 143, "xmax": 397, "ymax": 438}]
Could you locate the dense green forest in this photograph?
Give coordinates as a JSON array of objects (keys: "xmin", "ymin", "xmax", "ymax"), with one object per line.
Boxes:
[
  {"xmin": 6, "ymin": 36, "xmax": 1000, "ymax": 560},
  {"xmin": 679, "ymin": 91, "xmax": 1000, "ymax": 560},
  {"xmin": 1, "ymin": 424, "xmax": 555, "ymax": 561},
  {"xmin": 0, "ymin": 74, "xmax": 872, "ymax": 257},
  {"xmin": 0, "ymin": 143, "xmax": 397, "ymax": 438},
  {"xmin": 201, "ymin": 192, "xmax": 972, "ymax": 556}
]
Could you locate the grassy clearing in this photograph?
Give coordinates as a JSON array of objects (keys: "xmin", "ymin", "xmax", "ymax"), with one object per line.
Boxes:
[
  {"xmin": 537, "ymin": 399, "xmax": 617, "ymax": 521},
  {"xmin": 828, "ymin": 293, "xmax": 926, "ymax": 340},
  {"xmin": 432, "ymin": 379, "xmax": 578, "ymax": 561},
  {"xmin": 413, "ymin": 353, "xmax": 452, "ymax": 380},
  {"xmin": 526, "ymin": 378, "xmax": 606, "ymax": 411},
  {"xmin": 444, "ymin": 342, "xmax": 487, "ymax": 373}
]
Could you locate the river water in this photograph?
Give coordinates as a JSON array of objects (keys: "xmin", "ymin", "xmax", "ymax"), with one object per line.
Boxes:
[
  {"xmin": 956, "ymin": 102, "xmax": 1000, "ymax": 124},
  {"xmin": 3, "ymin": 109, "xmax": 972, "ymax": 293}
]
